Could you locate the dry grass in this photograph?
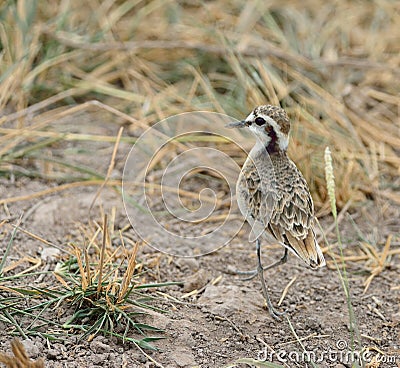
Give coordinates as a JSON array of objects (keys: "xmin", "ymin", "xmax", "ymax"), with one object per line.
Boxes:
[{"xmin": 0, "ymin": 0, "xmax": 398, "ymax": 208}]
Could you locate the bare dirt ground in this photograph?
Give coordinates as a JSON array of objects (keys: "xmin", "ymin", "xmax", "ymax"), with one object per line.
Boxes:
[{"xmin": 0, "ymin": 116, "xmax": 399, "ymax": 368}]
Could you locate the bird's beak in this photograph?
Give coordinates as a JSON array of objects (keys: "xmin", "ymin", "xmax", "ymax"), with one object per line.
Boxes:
[{"xmin": 225, "ymin": 120, "xmax": 247, "ymax": 128}]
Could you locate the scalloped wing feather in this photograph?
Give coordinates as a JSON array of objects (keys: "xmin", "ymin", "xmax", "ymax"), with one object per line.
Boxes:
[{"xmin": 237, "ymin": 152, "xmax": 325, "ymax": 268}]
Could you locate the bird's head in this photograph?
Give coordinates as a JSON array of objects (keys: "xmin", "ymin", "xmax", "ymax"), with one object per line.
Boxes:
[{"xmin": 226, "ymin": 105, "xmax": 291, "ymax": 152}]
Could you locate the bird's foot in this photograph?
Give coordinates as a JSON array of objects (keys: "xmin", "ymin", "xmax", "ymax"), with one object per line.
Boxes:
[{"xmin": 264, "ymin": 299, "xmax": 286, "ymax": 320}]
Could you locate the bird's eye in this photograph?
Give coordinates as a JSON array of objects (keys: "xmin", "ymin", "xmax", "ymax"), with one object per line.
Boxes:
[{"xmin": 255, "ymin": 117, "xmax": 265, "ymax": 126}]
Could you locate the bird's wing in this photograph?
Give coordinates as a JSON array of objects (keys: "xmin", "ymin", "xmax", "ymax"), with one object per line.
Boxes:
[
  {"xmin": 238, "ymin": 154, "xmax": 324, "ymax": 268},
  {"xmin": 267, "ymin": 159, "xmax": 325, "ymax": 268}
]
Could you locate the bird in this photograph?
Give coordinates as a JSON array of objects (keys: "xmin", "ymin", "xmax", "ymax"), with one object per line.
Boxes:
[{"xmin": 226, "ymin": 105, "xmax": 325, "ymax": 319}]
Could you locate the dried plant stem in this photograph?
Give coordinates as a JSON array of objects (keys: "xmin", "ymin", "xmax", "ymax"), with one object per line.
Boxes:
[
  {"xmin": 324, "ymin": 147, "xmax": 363, "ymax": 364},
  {"xmin": 97, "ymin": 214, "xmax": 108, "ymax": 297},
  {"xmin": 89, "ymin": 126, "xmax": 124, "ymax": 213}
]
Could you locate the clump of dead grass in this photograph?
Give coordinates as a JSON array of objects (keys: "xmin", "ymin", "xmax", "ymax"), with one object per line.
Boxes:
[
  {"xmin": 0, "ymin": 211, "xmax": 176, "ymax": 355},
  {"xmin": 0, "ymin": 0, "xmax": 398, "ymax": 209}
]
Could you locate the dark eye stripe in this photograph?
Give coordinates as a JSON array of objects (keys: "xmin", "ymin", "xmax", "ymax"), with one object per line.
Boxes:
[{"xmin": 255, "ymin": 117, "xmax": 265, "ymax": 126}]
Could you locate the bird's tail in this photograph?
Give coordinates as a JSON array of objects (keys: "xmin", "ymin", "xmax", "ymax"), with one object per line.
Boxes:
[{"xmin": 284, "ymin": 229, "xmax": 325, "ymax": 269}]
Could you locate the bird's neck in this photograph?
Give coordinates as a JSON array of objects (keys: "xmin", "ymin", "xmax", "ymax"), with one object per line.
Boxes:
[
  {"xmin": 254, "ymin": 134, "xmax": 286, "ymax": 156},
  {"xmin": 266, "ymin": 127, "xmax": 280, "ymax": 154}
]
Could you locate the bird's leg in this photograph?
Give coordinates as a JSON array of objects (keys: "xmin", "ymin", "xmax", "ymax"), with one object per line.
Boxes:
[
  {"xmin": 233, "ymin": 247, "xmax": 288, "ymax": 280},
  {"xmin": 256, "ymin": 239, "xmax": 286, "ymax": 319}
]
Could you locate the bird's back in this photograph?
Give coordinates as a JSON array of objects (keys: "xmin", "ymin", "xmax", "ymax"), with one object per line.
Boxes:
[{"xmin": 237, "ymin": 148, "xmax": 325, "ymax": 268}]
